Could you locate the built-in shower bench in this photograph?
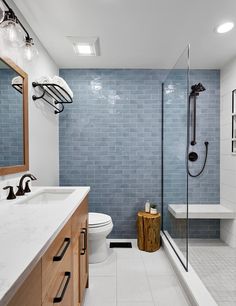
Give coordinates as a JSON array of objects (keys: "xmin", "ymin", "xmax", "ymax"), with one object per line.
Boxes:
[{"xmin": 168, "ymin": 204, "xmax": 235, "ymax": 219}]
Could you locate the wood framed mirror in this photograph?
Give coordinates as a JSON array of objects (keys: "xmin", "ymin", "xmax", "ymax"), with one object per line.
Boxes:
[{"xmin": 0, "ymin": 57, "xmax": 29, "ymax": 176}]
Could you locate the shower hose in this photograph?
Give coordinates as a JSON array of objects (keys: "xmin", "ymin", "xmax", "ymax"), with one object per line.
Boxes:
[{"xmin": 187, "ymin": 141, "xmax": 209, "ymax": 177}]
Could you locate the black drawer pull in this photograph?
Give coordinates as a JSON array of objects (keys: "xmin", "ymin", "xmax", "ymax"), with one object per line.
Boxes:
[
  {"xmin": 83, "ymin": 228, "xmax": 87, "ymax": 251},
  {"xmin": 53, "ymin": 238, "xmax": 70, "ymax": 261},
  {"xmin": 53, "ymin": 271, "xmax": 71, "ymax": 303},
  {"xmin": 80, "ymin": 228, "xmax": 87, "ymax": 255}
]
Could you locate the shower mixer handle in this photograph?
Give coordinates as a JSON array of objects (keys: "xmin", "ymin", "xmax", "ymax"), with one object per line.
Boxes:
[{"xmin": 187, "ymin": 141, "xmax": 209, "ymax": 177}]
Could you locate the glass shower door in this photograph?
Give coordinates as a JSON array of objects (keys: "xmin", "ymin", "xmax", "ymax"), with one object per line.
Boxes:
[{"xmin": 162, "ymin": 46, "xmax": 190, "ymax": 270}]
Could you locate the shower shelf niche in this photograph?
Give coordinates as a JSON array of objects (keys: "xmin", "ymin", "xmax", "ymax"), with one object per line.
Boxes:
[{"xmin": 232, "ymin": 89, "xmax": 236, "ymax": 154}]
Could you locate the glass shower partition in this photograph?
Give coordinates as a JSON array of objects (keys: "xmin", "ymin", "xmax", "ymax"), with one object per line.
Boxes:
[{"xmin": 162, "ymin": 45, "xmax": 190, "ymax": 270}]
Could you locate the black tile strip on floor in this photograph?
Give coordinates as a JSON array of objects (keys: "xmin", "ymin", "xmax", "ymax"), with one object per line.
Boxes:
[{"xmin": 110, "ymin": 242, "xmax": 132, "ymax": 248}]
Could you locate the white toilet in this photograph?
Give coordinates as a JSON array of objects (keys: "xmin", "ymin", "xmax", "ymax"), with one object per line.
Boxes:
[{"xmin": 88, "ymin": 212, "xmax": 113, "ymax": 264}]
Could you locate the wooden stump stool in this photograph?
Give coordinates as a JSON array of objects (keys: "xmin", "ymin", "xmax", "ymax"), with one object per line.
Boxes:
[{"xmin": 137, "ymin": 211, "xmax": 161, "ymax": 252}]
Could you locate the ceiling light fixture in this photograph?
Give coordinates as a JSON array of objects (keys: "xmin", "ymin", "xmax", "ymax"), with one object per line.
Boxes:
[
  {"xmin": 1, "ymin": 18, "xmax": 24, "ymax": 47},
  {"xmin": 0, "ymin": 0, "xmax": 5, "ymax": 23},
  {"xmin": 22, "ymin": 37, "xmax": 39, "ymax": 61},
  {"xmin": 0, "ymin": 0, "xmax": 38, "ymax": 60},
  {"xmin": 216, "ymin": 21, "xmax": 234, "ymax": 34},
  {"xmin": 68, "ymin": 36, "xmax": 100, "ymax": 56}
]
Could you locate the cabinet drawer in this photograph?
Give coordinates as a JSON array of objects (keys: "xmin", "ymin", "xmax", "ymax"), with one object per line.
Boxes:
[
  {"xmin": 42, "ymin": 272, "xmax": 72, "ymax": 306},
  {"xmin": 42, "ymin": 220, "xmax": 71, "ymax": 300},
  {"xmin": 42, "ymin": 242, "xmax": 72, "ymax": 306}
]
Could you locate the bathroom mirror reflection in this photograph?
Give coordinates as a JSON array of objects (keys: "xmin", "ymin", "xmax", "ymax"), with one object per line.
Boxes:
[{"xmin": 0, "ymin": 57, "xmax": 29, "ymax": 175}]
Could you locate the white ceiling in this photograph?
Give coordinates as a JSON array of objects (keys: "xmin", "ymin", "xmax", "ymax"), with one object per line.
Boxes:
[{"xmin": 13, "ymin": 0, "xmax": 236, "ymax": 69}]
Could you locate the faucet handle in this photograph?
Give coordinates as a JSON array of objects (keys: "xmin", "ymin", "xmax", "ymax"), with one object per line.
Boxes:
[
  {"xmin": 16, "ymin": 185, "xmax": 25, "ymax": 196},
  {"xmin": 24, "ymin": 180, "xmax": 31, "ymax": 193},
  {"xmin": 3, "ymin": 186, "xmax": 16, "ymax": 200}
]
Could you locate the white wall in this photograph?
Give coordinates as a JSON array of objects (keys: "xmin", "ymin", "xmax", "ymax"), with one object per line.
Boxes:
[
  {"xmin": 0, "ymin": 0, "xmax": 59, "ymax": 197},
  {"xmin": 220, "ymin": 56, "xmax": 236, "ymax": 247}
]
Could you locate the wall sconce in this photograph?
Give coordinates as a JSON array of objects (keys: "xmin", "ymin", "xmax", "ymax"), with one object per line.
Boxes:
[{"xmin": 0, "ymin": 0, "xmax": 38, "ymax": 61}]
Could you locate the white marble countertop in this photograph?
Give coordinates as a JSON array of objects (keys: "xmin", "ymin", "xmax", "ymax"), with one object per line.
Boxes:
[{"xmin": 0, "ymin": 186, "xmax": 90, "ymax": 306}]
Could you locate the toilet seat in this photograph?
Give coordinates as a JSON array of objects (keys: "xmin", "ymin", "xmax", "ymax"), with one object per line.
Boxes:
[{"xmin": 89, "ymin": 212, "xmax": 112, "ymax": 228}]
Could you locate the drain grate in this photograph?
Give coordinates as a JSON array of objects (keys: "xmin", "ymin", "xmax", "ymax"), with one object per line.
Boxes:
[{"xmin": 110, "ymin": 242, "xmax": 132, "ymax": 248}]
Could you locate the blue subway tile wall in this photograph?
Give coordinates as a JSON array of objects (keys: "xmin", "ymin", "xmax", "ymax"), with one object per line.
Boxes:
[
  {"xmin": 162, "ymin": 69, "xmax": 220, "ymax": 238},
  {"xmin": 162, "ymin": 68, "xmax": 189, "ymax": 237},
  {"xmin": 169, "ymin": 216, "xmax": 220, "ymax": 239},
  {"xmin": 59, "ymin": 69, "xmax": 220, "ymax": 238},
  {"xmin": 188, "ymin": 70, "xmax": 220, "ymax": 204},
  {"xmin": 0, "ymin": 69, "xmax": 23, "ymax": 167}
]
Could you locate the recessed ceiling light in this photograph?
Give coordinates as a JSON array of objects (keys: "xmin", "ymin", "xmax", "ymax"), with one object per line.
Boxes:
[
  {"xmin": 216, "ymin": 22, "xmax": 234, "ymax": 34},
  {"xmin": 67, "ymin": 36, "xmax": 100, "ymax": 56}
]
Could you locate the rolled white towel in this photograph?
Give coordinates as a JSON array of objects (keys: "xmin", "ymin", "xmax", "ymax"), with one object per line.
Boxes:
[
  {"xmin": 51, "ymin": 76, "xmax": 73, "ymax": 98},
  {"xmin": 12, "ymin": 76, "xmax": 23, "ymax": 85}
]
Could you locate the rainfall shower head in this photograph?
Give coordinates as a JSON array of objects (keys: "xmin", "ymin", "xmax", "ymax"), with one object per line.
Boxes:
[{"xmin": 190, "ymin": 83, "xmax": 206, "ymax": 96}]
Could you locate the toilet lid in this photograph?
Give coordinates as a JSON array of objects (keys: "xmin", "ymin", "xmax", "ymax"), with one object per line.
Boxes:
[{"xmin": 89, "ymin": 213, "xmax": 112, "ymax": 228}]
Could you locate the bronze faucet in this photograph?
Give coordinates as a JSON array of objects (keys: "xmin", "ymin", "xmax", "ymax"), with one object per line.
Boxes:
[{"xmin": 16, "ymin": 174, "xmax": 37, "ymax": 196}]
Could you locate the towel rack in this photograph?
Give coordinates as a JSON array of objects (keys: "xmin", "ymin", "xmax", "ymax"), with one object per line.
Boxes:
[
  {"xmin": 12, "ymin": 83, "xmax": 23, "ymax": 94},
  {"xmin": 32, "ymin": 82, "xmax": 73, "ymax": 114}
]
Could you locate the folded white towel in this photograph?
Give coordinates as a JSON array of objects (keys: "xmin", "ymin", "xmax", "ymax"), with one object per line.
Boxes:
[
  {"xmin": 36, "ymin": 76, "xmax": 52, "ymax": 84},
  {"xmin": 12, "ymin": 76, "xmax": 23, "ymax": 85},
  {"xmin": 34, "ymin": 76, "xmax": 73, "ymax": 101},
  {"xmin": 51, "ymin": 76, "xmax": 73, "ymax": 98}
]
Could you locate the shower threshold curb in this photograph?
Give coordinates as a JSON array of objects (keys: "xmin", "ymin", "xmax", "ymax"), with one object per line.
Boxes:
[{"xmin": 161, "ymin": 232, "xmax": 217, "ymax": 306}]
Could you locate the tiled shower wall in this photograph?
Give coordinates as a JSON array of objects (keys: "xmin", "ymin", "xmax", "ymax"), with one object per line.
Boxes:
[
  {"xmin": 220, "ymin": 57, "xmax": 236, "ymax": 247},
  {"xmin": 163, "ymin": 69, "xmax": 220, "ymax": 239},
  {"xmin": 59, "ymin": 69, "xmax": 220, "ymax": 238}
]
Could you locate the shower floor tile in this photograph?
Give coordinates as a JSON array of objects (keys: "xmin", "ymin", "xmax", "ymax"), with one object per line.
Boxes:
[
  {"xmin": 84, "ymin": 239, "xmax": 190, "ymax": 306},
  {"xmin": 175, "ymin": 238, "xmax": 236, "ymax": 306}
]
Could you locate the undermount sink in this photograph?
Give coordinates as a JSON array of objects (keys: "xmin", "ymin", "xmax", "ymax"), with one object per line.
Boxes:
[{"xmin": 18, "ymin": 188, "xmax": 75, "ymax": 205}]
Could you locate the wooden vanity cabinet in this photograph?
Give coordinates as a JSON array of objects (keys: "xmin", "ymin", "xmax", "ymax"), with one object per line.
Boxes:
[
  {"xmin": 6, "ymin": 261, "xmax": 42, "ymax": 306},
  {"xmin": 6, "ymin": 197, "xmax": 89, "ymax": 306},
  {"xmin": 72, "ymin": 196, "xmax": 89, "ymax": 306}
]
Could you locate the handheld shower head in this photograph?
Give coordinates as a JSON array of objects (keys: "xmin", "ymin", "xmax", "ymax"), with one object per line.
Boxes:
[
  {"xmin": 190, "ymin": 83, "xmax": 206, "ymax": 96},
  {"xmin": 189, "ymin": 82, "xmax": 206, "ymax": 146}
]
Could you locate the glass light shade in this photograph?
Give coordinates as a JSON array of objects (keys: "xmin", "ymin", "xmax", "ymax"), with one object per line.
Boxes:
[
  {"xmin": 0, "ymin": 19, "xmax": 25, "ymax": 47},
  {"xmin": 216, "ymin": 22, "xmax": 234, "ymax": 34},
  {"xmin": 22, "ymin": 41, "xmax": 39, "ymax": 61},
  {"xmin": 0, "ymin": 1, "xmax": 5, "ymax": 24}
]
